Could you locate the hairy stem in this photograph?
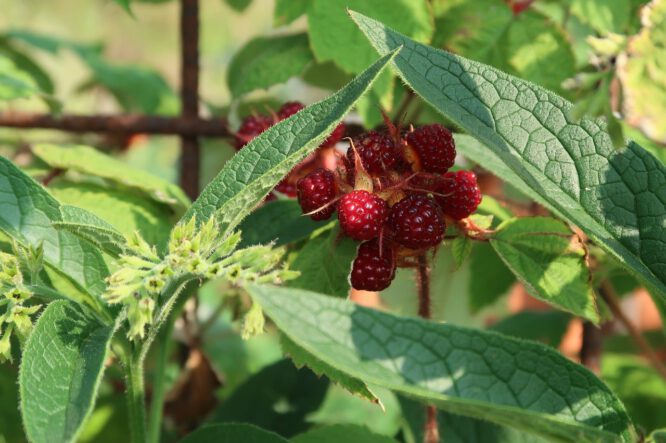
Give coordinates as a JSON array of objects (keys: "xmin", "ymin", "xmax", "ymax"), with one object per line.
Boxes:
[
  {"xmin": 416, "ymin": 254, "xmax": 439, "ymax": 443},
  {"xmin": 599, "ymin": 280, "xmax": 666, "ymax": 380},
  {"xmin": 147, "ymin": 325, "xmax": 173, "ymax": 443},
  {"xmin": 124, "ymin": 346, "xmax": 147, "ymax": 443}
]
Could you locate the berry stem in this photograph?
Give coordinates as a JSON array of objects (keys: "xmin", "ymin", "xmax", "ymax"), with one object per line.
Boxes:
[{"xmin": 416, "ymin": 253, "xmax": 439, "ymax": 443}]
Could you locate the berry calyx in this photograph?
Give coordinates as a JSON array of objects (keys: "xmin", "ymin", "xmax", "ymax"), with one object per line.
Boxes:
[
  {"xmin": 388, "ymin": 194, "xmax": 445, "ymax": 249},
  {"xmin": 346, "ymin": 131, "xmax": 399, "ymax": 175},
  {"xmin": 235, "ymin": 115, "xmax": 273, "ymax": 150},
  {"xmin": 338, "ymin": 190, "xmax": 388, "ymax": 241},
  {"xmin": 435, "ymin": 170, "xmax": 482, "ymax": 220},
  {"xmin": 404, "ymin": 124, "xmax": 456, "ymax": 173},
  {"xmin": 350, "ymin": 239, "xmax": 396, "ymax": 291},
  {"xmin": 277, "ymin": 101, "xmax": 305, "ymax": 120},
  {"xmin": 296, "ymin": 168, "xmax": 337, "ymax": 221}
]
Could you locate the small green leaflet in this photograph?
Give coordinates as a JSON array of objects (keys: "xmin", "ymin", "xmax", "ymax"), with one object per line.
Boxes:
[
  {"xmin": 228, "ymin": 33, "xmax": 313, "ymax": 98},
  {"xmin": 489, "ymin": 217, "xmax": 599, "ymax": 322},
  {"xmin": 182, "ymin": 50, "xmax": 397, "ymax": 233},
  {"xmin": 32, "ymin": 144, "xmax": 190, "ymax": 212},
  {"xmin": 351, "ymin": 11, "xmax": 666, "ymax": 303},
  {"xmin": 248, "ymin": 284, "xmax": 635, "ymax": 442},
  {"xmin": 20, "ymin": 301, "xmax": 116, "ymax": 443}
]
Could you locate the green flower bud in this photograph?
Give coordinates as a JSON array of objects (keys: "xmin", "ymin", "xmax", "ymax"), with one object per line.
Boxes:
[
  {"xmin": 0, "ymin": 326, "xmax": 13, "ymax": 363},
  {"xmin": 241, "ymin": 302, "xmax": 265, "ymax": 340},
  {"xmin": 127, "ymin": 296, "xmax": 155, "ymax": 341}
]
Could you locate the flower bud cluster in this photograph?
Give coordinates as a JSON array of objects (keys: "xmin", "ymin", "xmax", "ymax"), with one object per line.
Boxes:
[
  {"xmin": 105, "ymin": 217, "xmax": 297, "ymax": 340},
  {"xmin": 0, "ymin": 252, "xmax": 41, "ymax": 362}
]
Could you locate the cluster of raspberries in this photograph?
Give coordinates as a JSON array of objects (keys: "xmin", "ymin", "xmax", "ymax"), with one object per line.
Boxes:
[{"xmin": 235, "ymin": 102, "xmax": 482, "ymax": 292}]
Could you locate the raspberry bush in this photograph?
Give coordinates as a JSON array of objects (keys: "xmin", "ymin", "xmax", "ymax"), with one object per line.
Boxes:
[{"xmin": 0, "ymin": 2, "xmax": 665, "ymax": 443}]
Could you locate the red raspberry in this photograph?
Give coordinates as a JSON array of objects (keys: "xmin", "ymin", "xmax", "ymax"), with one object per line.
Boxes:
[
  {"xmin": 435, "ymin": 170, "xmax": 482, "ymax": 220},
  {"xmin": 338, "ymin": 190, "xmax": 388, "ymax": 241},
  {"xmin": 274, "ymin": 178, "xmax": 298, "ymax": 198},
  {"xmin": 350, "ymin": 239, "xmax": 396, "ymax": 291},
  {"xmin": 277, "ymin": 101, "xmax": 305, "ymax": 120},
  {"xmin": 388, "ymin": 194, "xmax": 445, "ymax": 249},
  {"xmin": 405, "ymin": 124, "xmax": 456, "ymax": 173},
  {"xmin": 321, "ymin": 122, "xmax": 346, "ymax": 148},
  {"xmin": 296, "ymin": 168, "xmax": 337, "ymax": 221},
  {"xmin": 235, "ymin": 115, "xmax": 273, "ymax": 149},
  {"xmin": 346, "ymin": 131, "xmax": 398, "ymax": 175}
]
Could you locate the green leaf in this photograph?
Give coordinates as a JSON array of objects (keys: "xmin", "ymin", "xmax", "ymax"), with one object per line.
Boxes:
[
  {"xmin": 238, "ymin": 199, "xmax": 320, "ymax": 248},
  {"xmin": 32, "ymin": 144, "xmax": 190, "ymax": 212},
  {"xmin": 450, "ymin": 236, "xmax": 472, "ymax": 269},
  {"xmin": 0, "ymin": 156, "xmax": 109, "ymax": 304},
  {"xmin": 432, "ymin": 0, "xmax": 575, "ymax": 95},
  {"xmin": 292, "ymin": 424, "xmax": 397, "ymax": 443},
  {"xmin": 489, "ymin": 217, "xmax": 599, "ymax": 322},
  {"xmin": 469, "ymin": 243, "xmax": 515, "ymax": 313},
  {"xmin": 569, "ymin": 0, "xmax": 631, "ymax": 35},
  {"xmin": 0, "ymin": 365, "xmax": 24, "ymax": 442},
  {"xmin": 55, "ymin": 206, "xmax": 126, "ymax": 257},
  {"xmin": 49, "ymin": 182, "xmax": 173, "ymax": 249},
  {"xmin": 183, "ymin": 50, "xmax": 397, "ymax": 233},
  {"xmin": 180, "ymin": 423, "xmax": 289, "ymax": 443},
  {"xmin": 399, "ymin": 395, "xmax": 547, "ymax": 443},
  {"xmin": 602, "ymin": 353, "xmax": 666, "ymax": 433},
  {"xmin": 228, "ymin": 33, "xmax": 313, "ymax": 98},
  {"xmin": 274, "ymin": 0, "xmax": 310, "ymax": 26},
  {"xmin": 20, "ymin": 300, "xmax": 116, "ymax": 443},
  {"xmin": 0, "ymin": 39, "xmax": 54, "ymax": 94},
  {"xmin": 352, "ymin": 11, "xmax": 666, "ymax": 303},
  {"xmin": 490, "ymin": 311, "xmax": 571, "ymax": 348},
  {"xmin": 210, "ymin": 359, "xmax": 328, "ymax": 437},
  {"xmin": 288, "ymin": 225, "xmax": 357, "ymax": 298},
  {"xmin": 0, "ymin": 55, "xmax": 40, "ymax": 101},
  {"xmin": 247, "ymin": 284, "xmax": 635, "ymax": 442},
  {"xmin": 308, "ymin": 0, "xmax": 432, "ymax": 76},
  {"xmin": 225, "ymin": 0, "xmax": 252, "ymax": 12}
]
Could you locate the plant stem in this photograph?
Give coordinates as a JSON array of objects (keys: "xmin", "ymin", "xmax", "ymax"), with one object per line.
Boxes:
[
  {"xmin": 416, "ymin": 254, "xmax": 439, "ymax": 443},
  {"xmin": 599, "ymin": 280, "xmax": 666, "ymax": 380},
  {"xmin": 147, "ymin": 325, "xmax": 172, "ymax": 443},
  {"xmin": 125, "ymin": 346, "xmax": 147, "ymax": 443},
  {"xmin": 579, "ymin": 321, "xmax": 603, "ymax": 374}
]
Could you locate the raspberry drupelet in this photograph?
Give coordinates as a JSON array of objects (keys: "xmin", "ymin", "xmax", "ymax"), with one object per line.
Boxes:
[
  {"xmin": 405, "ymin": 124, "xmax": 456, "ymax": 173},
  {"xmin": 435, "ymin": 170, "xmax": 482, "ymax": 220},
  {"xmin": 296, "ymin": 168, "xmax": 338, "ymax": 221},
  {"xmin": 350, "ymin": 239, "xmax": 396, "ymax": 291},
  {"xmin": 346, "ymin": 131, "xmax": 399, "ymax": 175},
  {"xmin": 338, "ymin": 190, "xmax": 388, "ymax": 241},
  {"xmin": 388, "ymin": 194, "xmax": 445, "ymax": 249}
]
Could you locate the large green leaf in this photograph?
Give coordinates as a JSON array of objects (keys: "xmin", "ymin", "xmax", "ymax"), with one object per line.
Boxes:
[
  {"xmin": 0, "ymin": 55, "xmax": 42, "ymax": 101},
  {"xmin": 180, "ymin": 423, "xmax": 288, "ymax": 443},
  {"xmin": 182, "ymin": 50, "xmax": 396, "ymax": 232},
  {"xmin": 490, "ymin": 217, "xmax": 599, "ymax": 322},
  {"xmin": 0, "ymin": 157, "xmax": 108, "ymax": 304},
  {"xmin": 32, "ymin": 144, "xmax": 190, "ymax": 212},
  {"xmin": 19, "ymin": 301, "xmax": 116, "ymax": 443},
  {"xmin": 247, "ymin": 284, "xmax": 635, "ymax": 442},
  {"xmin": 55, "ymin": 205, "xmax": 126, "ymax": 258},
  {"xmin": 228, "ymin": 33, "xmax": 313, "ymax": 98},
  {"xmin": 352, "ymin": 11, "xmax": 666, "ymax": 302}
]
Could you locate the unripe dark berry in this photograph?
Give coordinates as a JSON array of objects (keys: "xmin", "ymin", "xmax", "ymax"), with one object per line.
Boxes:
[
  {"xmin": 405, "ymin": 124, "xmax": 456, "ymax": 173},
  {"xmin": 235, "ymin": 115, "xmax": 273, "ymax": 150},
  {"xmin": 388, "ymin": 194, "xmax": 445, "ymax": 249},
  {"xmin": 435, "ymin": 170, "xmax": 482, "ymax": 220},
  {"xmin": 338, "ymin": 190, "xmax": 388, "ymax": 241},
  {"xmin": 346, "ymin": 131, "xmax": 399, "ymax": 175},
  {"xmin": 350, "ymin": 239, "xmax": 396, "ymax": 291},
  {"xmin": 296, "ymin": 168, "xmax": 337, "ymax": 221}
]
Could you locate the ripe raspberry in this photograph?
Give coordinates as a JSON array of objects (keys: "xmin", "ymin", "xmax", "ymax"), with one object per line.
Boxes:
[
  {"xmin": 277, "ymin": 101, "xmax": 305, "ymax": 120},
  {"xmin": 405, "ymin": 124, "xmax": 456, "ymax": 173},
  {"xmin": 350, "ymin": 239, "xmax": 396, "ymax": 291},
  {"xmin": 235, "ymin": 114, "xmax": 273, "ymax": 149},
  {"xmin": 346, "ymin": 131, "xmax": 399, "ymax": 175},
  {"xmin": 296, "ymin": 168, "xmax": 337, "ymax": 221},
  {"xmin": 338, "ymin": 190, "xmax": 388, "ymax": 241},
  {"xmin": 435, "ymin": 170, "xmax": 482, "ymax": 220},
  {"xmin": 388, "ymin": 194, "xmax": 445, "ymax": 249},
  {"xmin": 321, "ymin": 122, "xmax": 346, "ymax": 148}
]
